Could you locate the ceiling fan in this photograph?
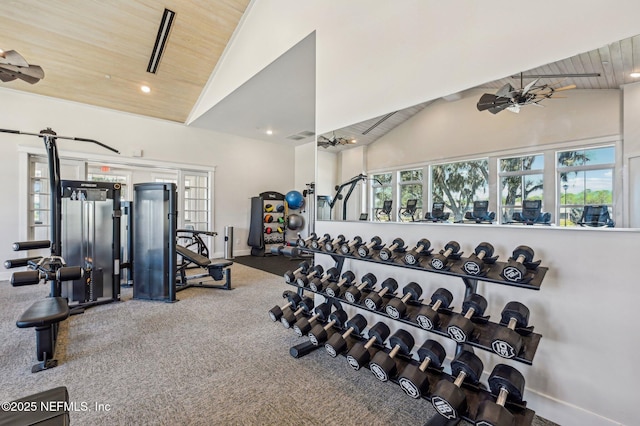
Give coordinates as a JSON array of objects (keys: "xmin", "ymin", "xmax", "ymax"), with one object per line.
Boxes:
[
  {"xmin": 477, "ymin": 74, "xmax": 576, "ymax": 114},
  {"xmin": 0, "ymin": 49, "xmax": 45, "ymax": 84},
  {"xmin": 317, "ymin": 132, "xmax": 357, "ymax": 149}
]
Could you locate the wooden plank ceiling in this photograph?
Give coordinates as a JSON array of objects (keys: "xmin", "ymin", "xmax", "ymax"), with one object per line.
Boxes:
[
  {"xmin": 0, "ymin": 0, "xmax": 250, "ymax": 123},
  {"xmin": 324, "ymin": 34, "xmax": 640, "ymax": 150}
]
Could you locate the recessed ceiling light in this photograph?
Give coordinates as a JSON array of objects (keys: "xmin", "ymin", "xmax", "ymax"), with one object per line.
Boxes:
[
  {"xmin": 105, "ymin": 74, "xmax": 111, "ymax": 79},
  {"xmin": 630, "ymin": 72, "xmax": 640, "ymax": 78},
  {"xmin": 266, "ymin": 130, "xmax": 273, "ymax": 135},
  {"xmin": 141, "ymin": 85, "xmax": 151, "ymax": 93}
]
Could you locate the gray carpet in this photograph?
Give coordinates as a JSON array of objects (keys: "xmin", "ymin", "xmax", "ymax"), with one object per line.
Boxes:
[{"xmin": 0, "ymin": 264, "xmax": 557, "ymax": 426}]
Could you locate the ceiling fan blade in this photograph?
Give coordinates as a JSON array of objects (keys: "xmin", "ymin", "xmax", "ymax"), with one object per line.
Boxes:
[
  {"xmin": 0, "ymin": 66, "xmax": 41, "ymax": 84},
  {"xmin": 521, "ymin": 78, "xmax": 540, "ymax": 95},
  {"xmin": 555, "ymin": 84, "xmax": 576, "ymax": 92},
  {"xmin": 495, "ymin": 83, "xmax": 515, "ymax": 98},
  {"xmin": 477, "ymin": 93, "xmax": 511, "ymax": 112},
  {"xmin": 0, "ymin": 50, "xmax": 29, "ymax": 67},
  {"xmin": 0, "ymin": 63, "xmax": 44, "ymax": 79},
  {"xmin": 0, "ymin": 69, "xmax": 17, "ymax": 82}
]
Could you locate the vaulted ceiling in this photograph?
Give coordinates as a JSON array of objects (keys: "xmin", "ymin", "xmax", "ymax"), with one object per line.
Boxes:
[{"xmin": 0, "ymin": 0, "xmax": 250, "ymax": 123}]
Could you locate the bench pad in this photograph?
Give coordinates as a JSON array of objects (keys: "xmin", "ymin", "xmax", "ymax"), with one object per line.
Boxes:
[{"xmin": 17, "ymin": 298, "xmax": 70, "ymax": 329}]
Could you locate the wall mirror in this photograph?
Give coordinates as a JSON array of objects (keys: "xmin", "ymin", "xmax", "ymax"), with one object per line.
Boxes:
[{"xmin": 316, "ymin": 34, "xmax": 640, "ymax": 229}]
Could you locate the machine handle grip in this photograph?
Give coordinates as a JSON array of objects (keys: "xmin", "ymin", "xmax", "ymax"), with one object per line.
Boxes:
[
  {"xmin": 12, "ymin": 240, "xmax": 51, "ymax": 251},
  {"xmin": 4, "ymin": 257, "xmax": 42, "ymax": 269},
  {"xmin": 11, "ymin": 271, "xmax": 42, "ymax": 286},
  {"xmin": 57, "ymin": 266, "xmax": 84, "ymax": 281}
]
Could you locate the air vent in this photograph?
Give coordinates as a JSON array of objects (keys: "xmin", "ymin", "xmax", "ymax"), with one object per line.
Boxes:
[
  {"xmin": 147, "ymin": 8, "xmax": 176, "ymax": 74},
  {"xmin": 286, "ymin": 130, "xmax": 315, "ymax": 140}
]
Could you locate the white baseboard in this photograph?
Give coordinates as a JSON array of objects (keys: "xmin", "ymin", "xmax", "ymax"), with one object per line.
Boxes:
[{"xmin": 527, "ymin": 388, "xmax": 623, "ymax": 426}]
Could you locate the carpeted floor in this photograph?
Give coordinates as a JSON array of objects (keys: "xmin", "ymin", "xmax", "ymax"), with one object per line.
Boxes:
[{"xmin": 0, "ymin": 264, "xmax": 557, "ymax": 426}]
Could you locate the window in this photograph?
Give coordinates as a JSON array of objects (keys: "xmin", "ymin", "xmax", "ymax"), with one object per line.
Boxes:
[
  {"xmin": 29, "ymin": 157, "xmax": 50, "ymax": 240},
  {"xmin": 499, "ymin": 154, "xmax": 544, "ymax": 223},
  {"xmin": 371, "ymin": 172, "xmax": 393, "ymax": 221},
  {"xmin": 431, "ymin": 159, "xmax": 488, "ymax": 221},
  {"xmin": 398, "ymin": 169, "xmax": 423, "ymax": 221},
  {"xmin": 183, "ymin": 173, "xmax": 209, "ymax": 230},
  {"xmin": 557, "ymin": 146, "xmax": 614, "ymax": 226}
]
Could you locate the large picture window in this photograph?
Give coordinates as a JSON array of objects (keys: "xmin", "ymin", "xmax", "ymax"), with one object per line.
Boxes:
[
  {"xmin": 371, "ymin": 172, "xmax": 393, "ymax": 221},
  {"xmin": 431, "ymin": 159, "xmax": 488, "ymax": 221},
  {"xmin": 557, "ymin": 146, "xmax": 614, "ymax": 226},
  {"xmin": 398, "ymin": 169, "xmax": 423, "ymax": 221},
  {"xmin": 499, "ymin": 154, "xmax": 544, "ymax": 223}
]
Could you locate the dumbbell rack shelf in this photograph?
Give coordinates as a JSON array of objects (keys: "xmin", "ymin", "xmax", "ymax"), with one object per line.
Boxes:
[
  {"xmin": 283, "ymin": 282, "xmax": 541, "ymax": 365},
  {"xmin": 279, "ymin": 316, "xmax": 536, "ymax": 426},
  {"xmin": 299, "ymin": 246, "xmax": 547, "ymax": 291}
]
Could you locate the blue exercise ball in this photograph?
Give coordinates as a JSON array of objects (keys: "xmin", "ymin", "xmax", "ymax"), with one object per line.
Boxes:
[{"xmin": 285, "ymin": 190, "xmax": 304, "ymax": 210}]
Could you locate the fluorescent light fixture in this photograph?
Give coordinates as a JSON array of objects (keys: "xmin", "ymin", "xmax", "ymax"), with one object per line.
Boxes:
[{"xmin": 147, "ymin": 8, "xmax": 176, "ymax": 74}]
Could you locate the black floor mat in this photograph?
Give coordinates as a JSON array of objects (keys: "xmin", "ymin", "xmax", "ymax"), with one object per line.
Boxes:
[{"xmin": 232, "ymin": 254, "xmax": 311, "ymax": 276}]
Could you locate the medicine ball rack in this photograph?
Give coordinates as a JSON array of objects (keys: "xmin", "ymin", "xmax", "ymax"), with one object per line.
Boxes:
[{"xmin": 271, "ymin": 235, "xmax": 547, "ymax": 425}]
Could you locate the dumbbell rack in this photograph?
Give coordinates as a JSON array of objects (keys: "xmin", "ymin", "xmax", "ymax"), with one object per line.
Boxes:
[
  {"xmin": 281, "ymin": 298, "xmax": 536, "ymax": 426},
  {"xmin": 273, "ymin": 239, "xmax": 547, "ymax": 425}
]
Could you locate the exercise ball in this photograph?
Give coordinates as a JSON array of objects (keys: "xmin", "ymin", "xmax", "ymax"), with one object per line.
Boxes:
[
  {"xmin": 285, "ymin": 190, "xmax": 304, "ymax": 210},
  {"xmin": 264, "ymin": 214, "xmax": 273, "ymax": 223},
  {"xmin": 287, "ymin": 213, "xmax": 304, "ymax": 230},
  {"xmin": 265, "ymin": 203, "xmax": 274, "ymax": 212},
  {"xmin": 276, "ymin": 204, "xmax": 285, "ymax": 212},
  {"xmin": 265, "ymin": 226, "xmax": 272, "ymax": 234}
]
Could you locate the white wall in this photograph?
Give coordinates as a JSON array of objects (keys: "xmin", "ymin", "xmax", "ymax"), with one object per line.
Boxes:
[
  {"xmin": 316, "ymin": 220, "xmax": 638, "ymax": 426},
  {"xmin": 367, "ymin": 89, "xmax": 621, "ymax": 171},
  {"xmin": 0, "ymin": 88, "xmax": 295, "ymax": 273}
]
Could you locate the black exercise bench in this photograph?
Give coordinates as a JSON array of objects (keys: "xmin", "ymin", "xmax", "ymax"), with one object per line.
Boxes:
[
  {"xmin": 176, "ymin": 245, "xmax": 233, "ymax": 290},
  {"xmin": 0, "ymin": 386, "xmax": 70, "ymax": 426},
  {"xmin": 16, "ymin": 297, "xmax": 70, "ymax": 373}
]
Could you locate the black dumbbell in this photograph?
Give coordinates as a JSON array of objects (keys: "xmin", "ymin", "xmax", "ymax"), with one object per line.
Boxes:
[
  {"xmin": 462, "ymin": 242, "xmax": 496, "ymax": 276},
  {"xmin": 403, "ymin": 238, "xmax": 433, "ymax": 265},
  {"xmin": 415, "ymin": 288, "xmax": 454, "ymax": 330},
  {"xmin": 475, "ymin": 364, "xmax": 526, "ymax": 426},
  {"xmin": 363, "ymin": 277, "xmax": 398, "ymax": 311},
  {"xmin": 490, "ymin": 301, "xmax": 530, "ymax": 359},
  {"xmin": 430, "ymin": 351, "xmax": 484, "ymax": 421},
  {"xmin": 397, "ymin": 340, "xmax": 446, "ymax": 399},
  {"xmin": 500, "ymin": 245, "xmax": 536, "ymax": 282},
  {"xmin": 308, "ymin": 309, "xmax": 348, "ymax": 346},
  {"xmin": 369, "ymin": 329, "xmax": 415, "ymax": 382},
  {"xmin": 357, "ymin": 236, "xmax": 384, "ymax": 258},
  {"xmin": 295, "ymin": 264, "xmax": 324, "ymax": 287},
  {"xmin": 308, "ymin": 267, "xmax": 340, "ymax": 292},
  {"xmin": 292, "ymin": 302, "xmax": 332, "ymax": 337},
  {"xmin": 324, "ymin": 314, "xmax": 368, "ymax": 357},
  {"xmin": 268, "ymin": 291, "xmax": 302, "ymax": 322},
  {"xmin": 430, "ymin": 241, "xmax": 461, "ymax": 270},
  {"xmin": 339, "ymin": 236, "xmax": 363, "ymax": 255},
  {"xmin": 324, "ymin": 234, "xmax": 346, "ymax": 252},
  {"xmin": 310, "ymin": 233, "xmax": 331, "ymax": 250},
  {"xmin": 283, "ymin": 261, "xmax": 310, "ymax": 284},
  {"xmin": 446, "ymin": 293, "xmax": 488, "ymax": 342},
  {"xmin": 344, "ymin": 272, "xmax": 377, "ymax": 303},
  {"xmin": 378, "ymin": 238, "xmax": 407, "ymax": 261},
  {"xmin": 385, "ymin": 282, "xmax": 423, "ymax": 319},
  {"xmin": 324, "ymin": 271, "xmax": 356, "ymax": 297},
  {"xmin": 345, "ymin": 322, "xmax": 390, "ymax": 371},
  {"xmin": 296, "ymin": 232, "xmax": 317, "ymax": 248},
  {"xmin": 280, "ymin": 297, "xmax": 314, "ymax": 329}
]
